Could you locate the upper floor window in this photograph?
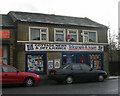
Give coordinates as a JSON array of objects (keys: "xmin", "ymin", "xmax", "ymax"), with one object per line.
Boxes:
[
  {"xmin": 54, "ymin": 28, "xmax": 65, "ymax": 42},
  {"xmin": 83, "ymin": 30, "xmax": 97, "ymax": 43},
  {"xmin": 30, "ymin": 27, "xmax": 48, "ymax": 41},
  {"xmin": 67, "ymin": 29, "xmax": 78, "ymax": 42}
]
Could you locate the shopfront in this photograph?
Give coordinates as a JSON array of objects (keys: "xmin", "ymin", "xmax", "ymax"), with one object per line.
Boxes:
[{"xmin": 25, "ymin": 44, "xmax": 104, "ymax": 74}]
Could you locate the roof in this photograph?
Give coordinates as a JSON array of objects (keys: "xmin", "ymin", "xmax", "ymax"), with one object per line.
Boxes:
[
  {"xmin": 9, "ymin": 11, "xmax": 108, "ymax": 29},
  {"xmin": 0, "ymin": 14, "xmax": 15, "ymax": 27}
]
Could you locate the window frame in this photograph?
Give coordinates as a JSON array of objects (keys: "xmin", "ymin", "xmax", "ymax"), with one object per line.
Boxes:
[
  {"xmin": 29, "ymin": 27, "xmax": 49, "ymax": 42},
  {"xmin": 82, "ymin": 30, "xmax": 98, "ymax": 43},
  {"xmin": 54, "ymin": 28, "xmax": 66, "ymax": 42},
  {"xmin": 67, "ymin": 29, "xmax": 78, "ymax": 42}
]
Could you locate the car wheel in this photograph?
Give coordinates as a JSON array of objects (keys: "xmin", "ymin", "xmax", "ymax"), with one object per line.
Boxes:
[
  {"xmin": 98, "ymin": 75, "xmax": 104, "ymax": 82},
  {"xmin": 66, "ymin": 76, "xmax": 73, "ymax": 84},
  {"xmin": 24, "ymin": 77, "xmax": 34, "ymax": 87}
]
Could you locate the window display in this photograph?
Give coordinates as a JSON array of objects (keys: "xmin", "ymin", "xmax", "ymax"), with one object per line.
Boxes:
[
  {"xmin": 89, "ymin": 54, "xmax": 102, "ymax": 70},
  {"xmin": 27, "ymin": 54, "xmax": 44, "ymax": 72}
]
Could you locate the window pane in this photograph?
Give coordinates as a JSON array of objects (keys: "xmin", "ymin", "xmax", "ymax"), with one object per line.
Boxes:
[
  {"xmin": 84, "ymin": 36, "xmax": 89, "ymax": 42},
  {"xmin": 89, "ymin": 32, "xmax": 96, "ymax": 42},
  {"xmin": 56, "ymin": 34, "xmax": 64, "ymax": 41},
  {"xmin": 69, "ymin": 35, "xmax": 77, "ymax": 42},
  {"xmin": 80, "ymin": 64, "xmax": 90, "ymax": 71},
  {"xmin": 30, "ymin": 28, "xmax": 40, "ymax": 40},
  {"xmin": 72, "ymin": 55, "xmax": 76, "ymax": 63},
  {"xmin": 72, "ymin": 64, "xmax": 80, "ymax": 70},
  {"xmin": 69, "ymin": 31, "xmax": 76, "ymax": 34},
  {"xmin": 41, "ymin": 34, "xmax": 46, "ymax": 40},
  {"xmin": 3, "ymin": 66, "xmax": 17, "ymax": 72},
  {"xmin": 56, "ymin": 30, "xmax": 64, "ymax": 33},
  {"xmin": 41, "ymin": 29, "xmax": 47, "ymax": 32}
]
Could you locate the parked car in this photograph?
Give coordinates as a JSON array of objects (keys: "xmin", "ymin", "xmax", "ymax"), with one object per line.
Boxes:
[
  {"xmin": 48, "ymin": 64, "xmax": 108, "ymax": 84},
  {"xmin": 0, "ymin": 64, "xmax": 40, "ymax": 87}
]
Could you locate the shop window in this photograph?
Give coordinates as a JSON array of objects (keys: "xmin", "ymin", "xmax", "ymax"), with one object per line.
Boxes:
[
  {"xmin": 54, "ymin": 28, "xmax": 65, "ymax": 42},
  {"xmin": 27, "ymin": 54, "xmax": 46, "ymax": 74},
  {"xmin": 30, "ymin": 27, "xmax": 48, "ymax": 41},
  {"xmin": 83, "ymin": 30, "xmax": 97, "ymax": 43},
  {"xmin": 89, "ymin": 54, "xmax": 102, "ymax": 70},
  {"xmin": 67, "ymin": 29, "xmax": 78, "ymax": 42}
]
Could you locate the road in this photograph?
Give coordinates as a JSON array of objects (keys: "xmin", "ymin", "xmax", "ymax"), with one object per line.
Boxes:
[{"xmin": 1, "ymin": 79, "xmax": 119, "ymax": 95}]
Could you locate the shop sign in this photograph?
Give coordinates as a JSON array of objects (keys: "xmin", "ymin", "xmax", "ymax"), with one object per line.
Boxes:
[
  {"xmin": 25, "ymin": 44, "xmax": 104, "ymax": 52},
  {"xmin": 0, "ymin": 30, "xmax": 10, "ymax": 38}
]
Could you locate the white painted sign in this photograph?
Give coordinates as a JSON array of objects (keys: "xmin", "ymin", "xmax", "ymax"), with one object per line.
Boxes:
[
  {"xmin": 48, "ymin": 60, "xmax": 53, "ymax": 69},
  {"xmin": 54, "ymin": 59, "xmax": 60, "ymax": 68},
  {"xmin": 25, "ymin": 44, "xmax": 104, "ymax": 52}
]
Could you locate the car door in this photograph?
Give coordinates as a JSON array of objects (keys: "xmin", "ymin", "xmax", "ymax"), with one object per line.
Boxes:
[
  {"xmin": 2, "ymin": 65, "xmax": 19, "ymax": 84},
  {"xmin": 80, "ymin": 64, "xmax": 96, "ymax": 80},
  {"xmin": 72, "ymin": 64, "xmax": 83, "ymax": 80}
]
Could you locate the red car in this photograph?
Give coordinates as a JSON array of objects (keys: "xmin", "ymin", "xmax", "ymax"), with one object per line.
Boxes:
[{"xmin": 0, "ymin": 64, "xmax": 40, "ymax": 87}]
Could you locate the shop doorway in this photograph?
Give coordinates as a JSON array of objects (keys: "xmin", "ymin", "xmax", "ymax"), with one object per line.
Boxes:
[
  {"xmin": 79, "ymin": 54, "xmax": 87, "ymax": 64},
  {"xmin": 63, "ymin": 54, "xmax": 77, "ymax": 65},
  {"xmin": 26, "ymin": 53, "xmax": 47, "ymax": 74}
]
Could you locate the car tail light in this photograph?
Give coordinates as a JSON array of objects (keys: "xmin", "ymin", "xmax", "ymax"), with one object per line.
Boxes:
[{"xmin": 55, "ymin": 72, "xmax": 59, "ymax": 75}]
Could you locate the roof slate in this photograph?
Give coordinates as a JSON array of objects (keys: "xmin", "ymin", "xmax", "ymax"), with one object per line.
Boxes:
[
  {"xmin": 0, "ymin": 14, "xmax": 15, "ymax": 27},
  {"xmin": 9, "ymin": 11, "xmax": 108, "ymax": 29}
]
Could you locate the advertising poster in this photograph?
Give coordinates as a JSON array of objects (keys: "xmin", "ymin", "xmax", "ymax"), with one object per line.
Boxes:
[
  {"xmin": 54, "ymin": 59, "xmax": 60, "ymax": 68},
  {"xmin": 48, "ymin": 60, "xmax": 53, "ymax": 69}
]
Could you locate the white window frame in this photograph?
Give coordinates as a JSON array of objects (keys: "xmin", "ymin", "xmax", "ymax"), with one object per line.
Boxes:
[
  {"xmin": 29, "ymin": 27, "xmax": 49, "ymax": 42},
  {"xmin": 54, "ymin": 28, "xmax": 66, "ymax": 42},
  {"xmin": 67, "ymin": 29, "xmax": 78, "ymax": 42},
  {"xmin": 82, "ymin": 30, "xmax": 98, "ymax": 43}
]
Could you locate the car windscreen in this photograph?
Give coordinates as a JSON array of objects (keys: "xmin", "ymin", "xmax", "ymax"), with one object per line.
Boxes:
[{"xmin": 63, "ymin": 65, "xmax": 70, "ymax": 69}]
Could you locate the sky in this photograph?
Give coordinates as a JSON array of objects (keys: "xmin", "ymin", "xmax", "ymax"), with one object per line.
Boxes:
[{"xmin": 0, "ymin": 0, "xmax": 119, "ymax": 36}]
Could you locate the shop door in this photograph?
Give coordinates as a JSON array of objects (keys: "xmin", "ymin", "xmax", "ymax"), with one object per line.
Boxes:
[
  {"xmin": 26, "ymin": 53, "xmax": 47, "ymax": 74},
  {"xmin": 80, "ymin": 54, "xmax": 87, "ymax": 64}
]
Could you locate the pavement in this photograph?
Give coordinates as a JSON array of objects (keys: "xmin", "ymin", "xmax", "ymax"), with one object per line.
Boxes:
[{"xmin": 108, "ymin": 76, "xmax": 120, "ymax": 80}]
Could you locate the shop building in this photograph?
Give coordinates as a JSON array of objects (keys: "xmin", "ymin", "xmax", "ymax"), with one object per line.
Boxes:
[
  {"xmin": 0, "ymin": 14, "xmax": 16, "ymax": 66},
  {"xmin": 5, "ymin": 11, "xmax": 109, "ymax": 76}
]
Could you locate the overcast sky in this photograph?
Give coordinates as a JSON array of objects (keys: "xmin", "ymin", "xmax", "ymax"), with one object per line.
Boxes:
[{"xmin": 0, "ymin": 0, "xmax": 119, "ymax": 36}]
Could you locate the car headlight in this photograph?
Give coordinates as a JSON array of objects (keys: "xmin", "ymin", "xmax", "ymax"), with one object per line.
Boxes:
[{"xmin": 37, "ymin": 75, "xmax": 40, "ymax": 77}]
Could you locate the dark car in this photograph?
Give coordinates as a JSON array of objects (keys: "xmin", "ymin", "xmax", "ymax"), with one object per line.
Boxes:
[
  {"xmin": 48, "ymin": 64, "xmax": 108, "ymax": 84},
  {"xmin": 0, "ymin": 64, "xmax": 40, "ymax": 87}
]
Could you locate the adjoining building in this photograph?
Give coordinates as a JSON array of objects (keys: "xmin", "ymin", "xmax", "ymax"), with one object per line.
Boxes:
[
  {"xmin": 1, "ymin": 11, "xmax": 109, "ymax": 77},
  {"xmin": 0, "ymin": 14, "xmax": 16, "ymax": 67}
]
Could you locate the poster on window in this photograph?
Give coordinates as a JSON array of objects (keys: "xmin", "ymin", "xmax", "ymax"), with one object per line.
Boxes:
[
  {"xmin": 54, "ymin": 59, "xmax": 60, "ymax": 68},
  {"xmin": 48, "ymin": 60, "xmax": 53, "ymax": 69},
  {"xmin": 27, "ymin": 55, "xmax": 44, "ymax": 72}
]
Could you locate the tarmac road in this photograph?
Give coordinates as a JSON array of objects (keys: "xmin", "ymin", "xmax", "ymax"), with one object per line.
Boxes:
[{"xmin": 2, "ymin": 79, "xmax": 119, "ymax": 95}]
